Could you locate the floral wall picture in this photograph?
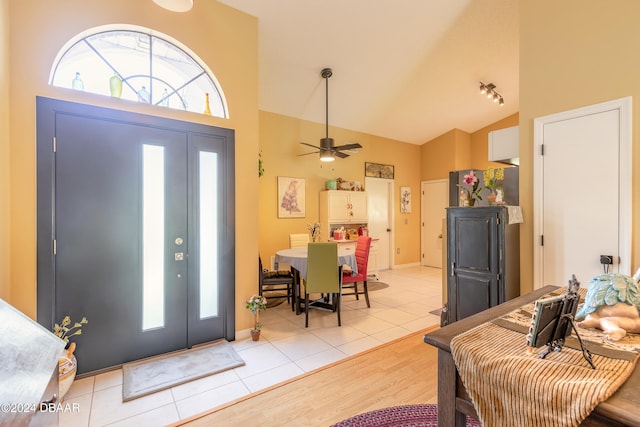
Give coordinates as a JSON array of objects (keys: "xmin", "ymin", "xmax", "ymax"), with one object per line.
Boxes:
[
  {"xmin": 278, "ymin": 177, "xmax": 305, "ymax": 218},
  {"xmin": 400, "ymin": 186, "xmax": 411, "ymax": 213}
]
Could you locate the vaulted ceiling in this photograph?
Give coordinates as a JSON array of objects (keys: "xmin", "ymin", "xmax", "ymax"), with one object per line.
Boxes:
[{"xmin": 217, "ymin": 0, "xmax": 519, "ymax": 145}]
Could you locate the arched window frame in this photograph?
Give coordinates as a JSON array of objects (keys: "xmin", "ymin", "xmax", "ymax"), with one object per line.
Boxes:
[{"xmin": 49, "ymin": 24, "xmax": 229, "ymax": 118}]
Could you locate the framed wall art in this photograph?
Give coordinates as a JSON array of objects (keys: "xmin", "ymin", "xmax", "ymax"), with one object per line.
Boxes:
[
  {"xmin": 400, "ymin": 186, "xmax": 412, "ymax": 213},
  {"xmin": 365, "ymin": 162, "xmax": 394, "ymax": 179},
  {"xmin": 277, "ymin": 176, "xmax": 306, "ymax": 218}
]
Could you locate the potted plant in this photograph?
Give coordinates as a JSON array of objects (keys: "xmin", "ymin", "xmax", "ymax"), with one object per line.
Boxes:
[
  {"xmin": 53, "ymin": 315, "xmax": 88, "ymax": 400},
  {"xmin": 483, "ymin": 167, "xmax": 505, "ymax": 205},
  {"xmin": 458, "ymin": 170, "xmax": 483, "ymax": 206},
  {"xmin": 245, "ymin": 295, "xmax": 267, "ymax": 341}
]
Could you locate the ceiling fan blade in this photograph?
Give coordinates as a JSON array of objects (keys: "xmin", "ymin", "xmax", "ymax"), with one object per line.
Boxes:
[
  {"xmin": 300, "ymin": 142, "xmax": 322, "ymax": 150},
  {"xmin": 297, "ymin": 151, "xmax": 320, "ymax": 157},
  {"xmin": 333, "ymin": 143, "xmax": 362, "ymax": 151},
  {"xmin": 333, "ymin": 151, "xmax": 349, "ymax": 158}
]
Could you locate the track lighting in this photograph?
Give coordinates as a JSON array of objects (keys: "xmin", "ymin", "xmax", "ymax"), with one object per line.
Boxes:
[{"xmin": 479, "ymin": 81, "xmax": 504, "ymax": 106}]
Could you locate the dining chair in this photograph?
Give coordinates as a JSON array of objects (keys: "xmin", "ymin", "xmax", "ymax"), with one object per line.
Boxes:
[
  {"xmin": 302, "ymin": 242, "xmax": 342, "ymax": 328},
  {"xmin": 342, "ymin": 236, "xmax": 372, "ymax": 308},
  {"xmin": 289, "ymin": 233, "xmax": 310, "ymax": 248},
  {"xmin": 259, "ymin": 256, "xmax": 294, "ymax": 309}
]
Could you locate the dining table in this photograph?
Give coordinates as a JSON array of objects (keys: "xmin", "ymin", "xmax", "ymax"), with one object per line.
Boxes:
[{"xmin": 275, "ymin": 246, "xmax": 358, "ymax": 315}]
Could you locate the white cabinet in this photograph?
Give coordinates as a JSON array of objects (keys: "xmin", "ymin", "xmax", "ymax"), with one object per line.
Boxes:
[
  {"xmin": 322, "ymin": 191, "xmax": 368, "ymax": 223},
  {"xmin": 488, "ymin": 125, "xmax": 519, "ymax": 165},
  {"xmin": 319, "ymin": 191, "xmax": 368, "ymax": 241}
]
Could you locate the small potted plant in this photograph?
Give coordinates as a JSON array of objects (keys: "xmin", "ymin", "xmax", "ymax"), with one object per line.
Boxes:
[
  {"xmin": 458, "ymin": 170, "xmax": 483, "ymax": 206},
  {"xmin": 53, "ymin": 315, "xmax": 88, "ymax": 400},
  {"xmin": 245, "ymin": 295, "xmax": 267, "ymax": 341},
  {"xmin": 483, "ymin": 167, "xmax": 505, "ymax": 205}
]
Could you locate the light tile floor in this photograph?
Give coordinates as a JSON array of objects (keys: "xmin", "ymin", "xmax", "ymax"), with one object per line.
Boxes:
[{"xmin": 59, "ymin": 266, "xmax": 443, "ymax": 427}]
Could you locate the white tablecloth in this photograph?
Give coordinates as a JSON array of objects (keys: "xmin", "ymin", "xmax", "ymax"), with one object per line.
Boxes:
[{"xmin": 275, "ymin": 247, "xmax": 357, "ymax": 280}]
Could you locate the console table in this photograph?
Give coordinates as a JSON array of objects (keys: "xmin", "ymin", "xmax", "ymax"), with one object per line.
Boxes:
[{"xmin": 424, "ymin": 285, "xmax": 640, "ymax": 427}]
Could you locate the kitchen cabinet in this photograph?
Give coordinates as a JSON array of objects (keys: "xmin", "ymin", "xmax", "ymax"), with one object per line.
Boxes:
[
  {"xmin": 444, "ymin": 206, "xmax": 520, "ymax": 325},
  {"xmin": 319, "ymin": 191, "xmax": 368, "ymax": 241}
]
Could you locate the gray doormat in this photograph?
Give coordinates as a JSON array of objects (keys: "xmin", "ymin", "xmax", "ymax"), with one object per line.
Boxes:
[{"xmin": 122, "ymin": 340, "xmax": 245, "ymax": 402}]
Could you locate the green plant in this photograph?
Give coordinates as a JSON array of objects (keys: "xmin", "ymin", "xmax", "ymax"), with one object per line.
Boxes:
[
  {"xmin": 245, "ymin": 295, "xmax": 267, "ymax": 331},
  {"xmin": 483, "ymin": 167, "xmax": 504, "ymax": 194},
  {"xmin": 258, "ymin": 150, "xmax": 264, "ymax": 177},
  {"xmin": 53, "ymin": 315, "xmax": 88, "ymax": 343},
  {"xmin": 458, "ymin": 170, "xmax": 483, "ymax": 205}
]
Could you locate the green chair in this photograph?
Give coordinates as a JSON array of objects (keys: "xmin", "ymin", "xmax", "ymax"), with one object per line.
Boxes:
[{"xmin": 303, "ymin": 242, "xmax": 342, "ymax": 328}]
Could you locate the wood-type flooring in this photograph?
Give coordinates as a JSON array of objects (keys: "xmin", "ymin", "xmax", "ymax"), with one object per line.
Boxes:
[{"xmin": 172, "ymin": 325, "xmax": 439, "ymax": 427}]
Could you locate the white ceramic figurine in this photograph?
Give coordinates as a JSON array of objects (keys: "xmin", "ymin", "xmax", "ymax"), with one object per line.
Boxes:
[{"xmin": 576, "ymin": 270, "xmax": 640, "ymax": 341}]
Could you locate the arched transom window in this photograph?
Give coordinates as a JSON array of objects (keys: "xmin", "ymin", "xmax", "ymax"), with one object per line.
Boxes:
[{"xmin": 50, "ymin": 26, "xmax": 228, "ymax": 118}]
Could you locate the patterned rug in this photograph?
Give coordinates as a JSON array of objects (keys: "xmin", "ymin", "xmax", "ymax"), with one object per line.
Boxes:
[
  {"xmin": 331, "ymin": 404, "xmax": 481, "ymax": 427},
  {"xmin": 122, "ymin": 340, "xmax": 245, "ymax": 401}
]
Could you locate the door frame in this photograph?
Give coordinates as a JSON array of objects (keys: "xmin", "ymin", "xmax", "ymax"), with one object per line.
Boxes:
[
  {"xmin": 365, "ymin": 177, "xmax": 394, "ymax": 270},
  {"xmin": 36, "ymin": 96, "xmax": 236, "ymax": 355},
  {"xmin": 532, "ymin": 96, "xmax": 632, "ymax": 289},
  {"xmin": 420, "ymin": 179, "xmax": 448, "ymax": 268}
]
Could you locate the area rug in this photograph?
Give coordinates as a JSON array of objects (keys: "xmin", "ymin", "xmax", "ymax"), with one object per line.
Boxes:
[
  {"xmin": 331, "ymin": 403, "xmax": 481, "ymax": 427},
  {"xmin": 367, "ymin": 281, "xmax": 389, "ymax": 292},
  {"xmin": 122, "ymin": 340, "xmax": 245, "ymax": 402}
]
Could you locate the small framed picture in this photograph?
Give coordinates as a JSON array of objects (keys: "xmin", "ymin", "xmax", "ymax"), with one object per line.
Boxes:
[
  {"xmin": 277, "ymin": 177, "xmax": 305, "ymax": 218},
  {"xmin": 365, "ymin": 162, "xmax": 394, "ymax": 179},
  {"xmin": 400, "ymin": 186, "xmax": 411, "ymax": 213}
]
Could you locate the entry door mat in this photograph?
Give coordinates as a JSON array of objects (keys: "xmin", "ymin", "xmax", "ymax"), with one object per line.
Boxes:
[{"xmin": 122, "ymin": 340, "xmax": 245, "ymax": 402}]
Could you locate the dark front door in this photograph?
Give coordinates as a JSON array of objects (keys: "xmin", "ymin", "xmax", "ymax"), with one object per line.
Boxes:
[{"xmin": 36, "ymin": 97, "xmax": 235, "ymax": 374}]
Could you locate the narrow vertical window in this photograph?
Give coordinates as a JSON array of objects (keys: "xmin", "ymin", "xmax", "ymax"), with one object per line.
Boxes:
[
  {"xmin": 142, "ymin": 145, "xmax": 165, "ymax": 330},
  {"xmin": 199, "ymin": 151, "xmax": 218, "ymax": 318}
]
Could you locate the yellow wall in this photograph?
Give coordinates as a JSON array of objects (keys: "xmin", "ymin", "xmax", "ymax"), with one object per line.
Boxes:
[
  {"xmin": 519, "ymin": 0, "xmax": 640, "ymax": 294},
  {"xmin": 420, "ymin": 129, "xmax": 470, "ymax": 181},
  {"xmin": 0, "ymin": 0, "xmax": 10, "ymax": 301},
  {"xmin": 420, "ymin": 113, "xmax": 518, "ymax": 181},
  {"xmin": 8, "ymin": 0, "xmax": 260, "ymax": 330},
  {"xmin": 258, "ymin": 111, "xmax": 422, "ymax": 266}
]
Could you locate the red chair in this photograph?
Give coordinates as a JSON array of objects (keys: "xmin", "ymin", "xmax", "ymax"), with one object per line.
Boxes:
[{"xmin": 342, "ymin": 236, "xmax": 372, "ymax": 307}]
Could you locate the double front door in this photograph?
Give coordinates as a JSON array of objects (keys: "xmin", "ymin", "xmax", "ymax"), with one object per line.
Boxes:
[{"xmin": 37, "ymin": 97, "xmax": 235, "ymax": 374}]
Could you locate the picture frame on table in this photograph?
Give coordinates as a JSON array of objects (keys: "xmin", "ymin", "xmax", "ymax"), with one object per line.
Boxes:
[{"xmin": 277, "ymin": 176, "xmax": 306, "ymax": 218}]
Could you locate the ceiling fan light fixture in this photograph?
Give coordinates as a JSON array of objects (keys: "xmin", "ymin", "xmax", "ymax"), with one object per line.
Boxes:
[
  {"xmin": 152, "ymin": 0, "xmax": 193, "ymax": 12},
  {"xmin": 320, "ymin": 149, "xmax": 335, "ymax": 162}
]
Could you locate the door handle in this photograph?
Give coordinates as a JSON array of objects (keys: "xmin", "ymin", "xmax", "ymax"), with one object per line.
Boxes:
[{"xmin": 386, "ymin": 228, "xmax": 391, "ymax": 232}]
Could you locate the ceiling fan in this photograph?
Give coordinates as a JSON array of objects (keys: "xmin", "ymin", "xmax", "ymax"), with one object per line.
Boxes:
[{"xmin": 298, "ymin": 68, "xmax": 362, "ymax": 162}]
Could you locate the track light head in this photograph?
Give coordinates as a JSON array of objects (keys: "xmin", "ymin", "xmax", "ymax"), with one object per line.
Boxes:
[{"xmin": 478, "ymin": 81, "xmax": 503, "ymax": 107}]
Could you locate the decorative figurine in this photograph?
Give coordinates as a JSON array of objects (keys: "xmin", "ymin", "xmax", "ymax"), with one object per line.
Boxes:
[{"xmin": 576, "ymin": 273, "xmax": 640, "ymax": 341}]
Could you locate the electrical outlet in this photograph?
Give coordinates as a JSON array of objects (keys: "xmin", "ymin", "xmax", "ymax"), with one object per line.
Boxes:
[
  {"xmin": 396, "ymin": 248, "xmax": 400, "ymax": 254},
  {"xmin": 600, "ymin": 255, "xmax": 613, "ymax": 265}
]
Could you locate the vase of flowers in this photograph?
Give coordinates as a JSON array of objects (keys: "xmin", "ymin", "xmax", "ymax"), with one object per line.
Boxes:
[
  {"xmin": 53, "ymin": 315, "xmax": 88, "ymax": 400},
  {"xmin": 246, "ymin": 295, "xmax": 267, "ymax": 341},
  {"xmin": 306, "ymin": 222, "xmax": 320, "ymax": 242},
  {"xmin": 483, "ymin": 167, "xmax": 505, "ymax": 205},
  {"xmin": 459, "ymin": 170, "xmax": 482, "ymax": 206}
]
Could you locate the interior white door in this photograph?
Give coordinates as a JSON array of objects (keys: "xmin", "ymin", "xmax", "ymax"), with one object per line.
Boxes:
[
  {"xmin": 365, "ymin": 177, "xmax": 393, "ymax": 270},
  {"xmin": 533, "ymin": 97, "xmax": 632, "ymax": 289},
  {"xmin": 421, "ymin": 179, "xmax": 448, "ymax": 267}
]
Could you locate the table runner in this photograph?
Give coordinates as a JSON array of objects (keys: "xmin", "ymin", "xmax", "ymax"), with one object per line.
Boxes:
[{"xmin": 450, "ymin": 289, "xmax": 639, "ymax": 427}]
